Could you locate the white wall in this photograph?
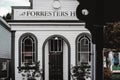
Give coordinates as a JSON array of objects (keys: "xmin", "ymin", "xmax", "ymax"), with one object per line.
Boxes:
[{"xmin": 10, "ymin": 23, "xmax": 91, "ymax": 80}]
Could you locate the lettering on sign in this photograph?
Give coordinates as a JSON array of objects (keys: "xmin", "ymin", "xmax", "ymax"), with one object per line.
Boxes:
[{"xmin": 20, "ymin": 11, "xmax": 76, "ymax": 17}]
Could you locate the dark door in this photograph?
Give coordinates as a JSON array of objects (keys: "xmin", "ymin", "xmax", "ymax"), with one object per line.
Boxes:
[{"xmin": 49, "ymin": 37, "xmax": 63, "ymax": 80}]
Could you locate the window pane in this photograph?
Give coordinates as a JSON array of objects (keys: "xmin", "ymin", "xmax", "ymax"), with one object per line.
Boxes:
[
  {"xmin": 25, "ymin": 46, "xmax": 32, "ymax": 52},
  {"xmin": 51, "ymin": 40, "xmax": 54, "ymax": 51},
  {"xmin": 81, "ymin": 39, "xmax": 89, "ymax": 51},
  {"xmin": 25, "ymin": 38, "xmax": 32, "ymax": 45},
  {"xmin": 84, "ymin": 39, "xmax": 89, "ymax": 45},
  {"xmin": 24, "ymin": 52, "xmax": 32, "ymax": 56},
  {"xmin": 80, "ymin": 53, "xmax": 88, "ymax": 63},
  {"xmin": 24, "ymin": 52, "xmax": 32, "ymax": 63},
  {"xmin": 55, "ymin": 40, "xmax": 57, "ymax": 51},
  {"xmin": 58, "ymin": 40, "xmax": 62, "ymax": 51}
]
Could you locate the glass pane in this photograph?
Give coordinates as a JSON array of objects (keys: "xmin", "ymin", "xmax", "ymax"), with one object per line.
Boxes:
[
  {"xmin": 80, "ymin": 53, "xmax": 88, "ymax": 63},
  {"xmin": 24, "ymin": 52, "xmax": 32, "ymax": 56},
  {"xmin": 25, "ymin": 38, "xmax": 32, "ymax": 46},
  {"xmin": 81, "ymin": 39, "xmax": 89, "ymax": 51},
  {"xmin": 84, "ymin": 39, "xmax": 89, "ymax": 45},
  {"xmin": 51, "ymin": 40, "xmax": 54, "ymax": 51},
  {"xmin": 58, "ymin": 40, "xmax": 62, "ymax": 51},
  {"xmin": 24, "ymin": 58, "xmax": 32, "ymax": 63},
  {"xmin": 55, "ymin": 40, "xmax": 57, "ymax": 51},
  {"xmin": 24, "ymin": 52, "xmax": 33, "ymax": 63},
  {"xmin": 25, "ymin": 46, "xmax": 32, "ymax": 52}
]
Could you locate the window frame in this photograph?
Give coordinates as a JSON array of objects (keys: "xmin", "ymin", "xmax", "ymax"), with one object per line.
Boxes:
[
  {"xmin": 22, "ymin": 36, "xmax": 35, "ymax": 64},
  {"xmin": 19, "ymin": 33, "xmax": 38, "ymax": 68},
  {"xmin": 76, "ymin": 33, "xmax": 92, "ymax": 65},
  {"xmin": 49, "ymin": 37, "xmax": 63, "ymax": 53}
]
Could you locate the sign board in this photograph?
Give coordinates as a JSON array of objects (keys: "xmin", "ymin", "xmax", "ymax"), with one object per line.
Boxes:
[{"xmin": 13, "ymin": 0, "xmax": 79, "ymax": 20}]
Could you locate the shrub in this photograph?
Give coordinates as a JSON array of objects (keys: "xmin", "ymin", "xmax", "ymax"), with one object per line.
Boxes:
[{"xmin": 71, "ymin": 63, "xmax": 91, "ymax": 80}]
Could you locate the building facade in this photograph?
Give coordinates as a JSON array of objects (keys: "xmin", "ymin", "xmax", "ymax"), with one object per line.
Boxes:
[
  {"xmin": 8, "ymin": 0, "xmax": 96, "ymax": 80},
  {"xmin": 0, "ymin": 17, "xmax": 11, "ymax": 79}
]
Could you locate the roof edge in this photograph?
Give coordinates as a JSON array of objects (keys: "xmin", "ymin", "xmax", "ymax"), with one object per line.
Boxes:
[{"xmin": 0, "ymin": 17, "xmax": 11, "ymax": 32}]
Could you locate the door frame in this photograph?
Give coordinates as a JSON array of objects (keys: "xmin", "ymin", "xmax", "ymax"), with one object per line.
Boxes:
[{"xmin": 42, "ymin": 35, "xmax": 71, "ymax": 80}]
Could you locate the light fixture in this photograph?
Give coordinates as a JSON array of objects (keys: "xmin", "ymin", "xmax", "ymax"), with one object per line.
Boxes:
[
  {"xmin": 55, "ymin": 37, "xmax": 58, "ymax": 40},
  {"xmin": 82, "ymin": 9, "xmax": 89, "ymax": 16}
]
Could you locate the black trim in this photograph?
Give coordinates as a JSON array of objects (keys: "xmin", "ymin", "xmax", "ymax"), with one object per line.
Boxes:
[
  {"xmin": 42, "ymin": 35, "xmax": 71, "ymax": 80},
  {"xmin": 18, "ymin": 33, "xmax": 38, "ymax": 70},
  {"xmin": 9, "ymin": 24, "xmax": 85, "ymax": 27},
  {"xmin": 0, "ymin": 20, "xmax": 11, "ymax": 32},
  {"xmin": 7, "ymin": 20, "xmax": 84, "ymax": 23},
  {"xmin": 75, "ymin": 33, "xmax": 92, "ymax": 65},
  {"xmin": 11, "ymin": 31, "xmax": 15, "ymax": 80},
  {"xmin": 30, "ymin": 0, "xmax": 33, "ymax": 9}
]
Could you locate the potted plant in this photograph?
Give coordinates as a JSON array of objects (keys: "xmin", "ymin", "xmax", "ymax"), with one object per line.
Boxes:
[
  {"xmin": 71, "ymin": 63, "xmax": 91, "ymax": 80},
  {"xmin": 18, "ymin": 61, "xmax": 42, "ymax": 80}
]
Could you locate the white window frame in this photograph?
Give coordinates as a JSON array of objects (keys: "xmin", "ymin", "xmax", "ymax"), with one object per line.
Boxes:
[
  {"xmin": 77, "ymin": 34, "xmax": 91, "ymax": 65},
  {"xmin": 19, "ymin": 33, "xmax": 37, "ymax": 67}
]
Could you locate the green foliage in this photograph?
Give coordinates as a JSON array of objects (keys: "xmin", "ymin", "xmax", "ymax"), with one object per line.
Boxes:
[
  {"xmin": 112, "ymin": 74, "xmax": 120, "ymax": 80},
  {"xmin": 104, "ymin": 22, "xmax": 120, "ymax": 48},
  {"xmin": 72, "ymin": 63, "xmax": 91, "ymax": 80}
]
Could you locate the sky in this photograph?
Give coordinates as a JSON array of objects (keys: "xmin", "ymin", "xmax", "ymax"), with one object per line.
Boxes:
[{"xmin": 0, "ymin": 0, "xmax": 30, "ymax": 16}]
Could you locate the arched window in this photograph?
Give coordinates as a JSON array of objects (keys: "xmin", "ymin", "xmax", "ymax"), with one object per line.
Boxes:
[
  {"xmin": 76, "ymin": 33, "xmax": 91, "ymax": 65},
  {"xmin": 19, "ymin": 33, "xmax": 37, "ymax": 67}
]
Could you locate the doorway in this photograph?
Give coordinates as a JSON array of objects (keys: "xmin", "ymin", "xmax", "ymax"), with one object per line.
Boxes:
[{"xmin": 49, "ymin": 37, "xmax": 63, "ymax": 80}]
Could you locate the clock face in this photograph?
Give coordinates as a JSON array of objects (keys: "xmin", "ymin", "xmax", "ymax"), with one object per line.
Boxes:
[
  {"xmin": 52, "ymin": 0, "xmax": 61, "ymax": 9},
  {"xmin": 82, "ymin": 9, "xmax": 89, "ymax": 16}
]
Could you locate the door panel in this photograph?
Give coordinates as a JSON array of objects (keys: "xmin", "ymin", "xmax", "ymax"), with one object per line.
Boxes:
[{"xmin": 49, "ymin": 38, "xmax": 63, "ymax": 80}]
